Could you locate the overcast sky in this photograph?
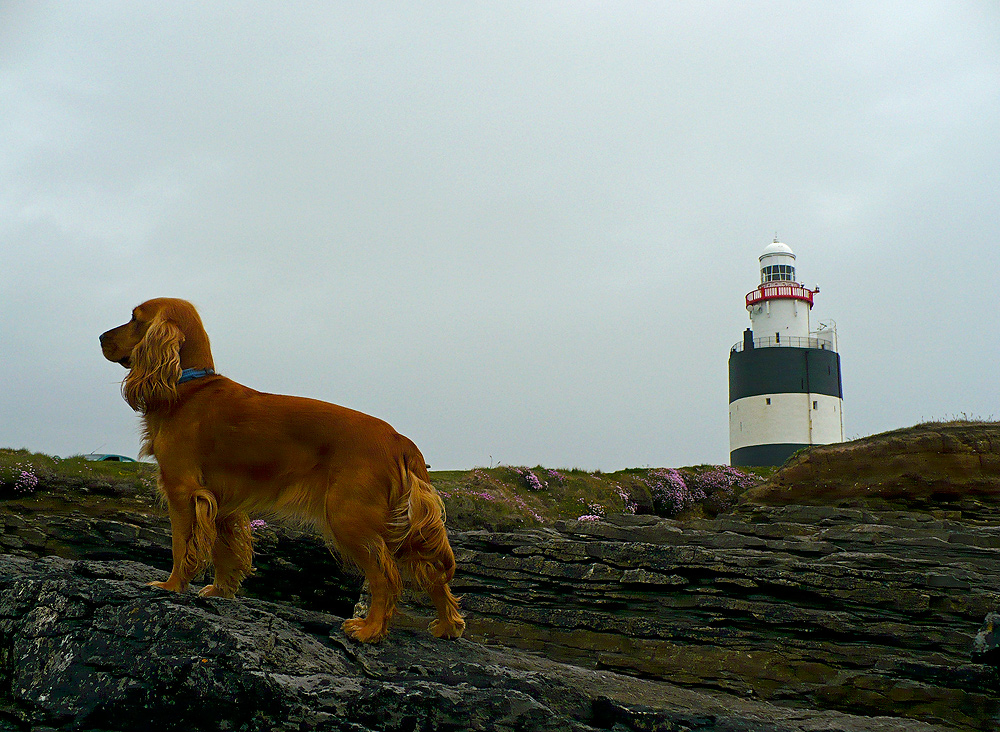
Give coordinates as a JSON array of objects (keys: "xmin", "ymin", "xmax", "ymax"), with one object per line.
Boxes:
[{"xmin": 2, "ymin": 2, "xmax": 997, "ymax": 470}]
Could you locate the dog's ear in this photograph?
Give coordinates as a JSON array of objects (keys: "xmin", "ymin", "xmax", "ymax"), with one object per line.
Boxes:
[{"xmin": 122, "ymin": 312, "xmax": 185, "ymax": 413}]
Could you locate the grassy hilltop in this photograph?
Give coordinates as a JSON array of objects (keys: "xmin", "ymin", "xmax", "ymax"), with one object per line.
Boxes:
[
  {"xmin": 0, "ymin": 448, "xmax": 769, "ymax": 531},
  {"xmin": 749, "ymin": 419, "xmax": 1000, "ymax": 512},
  {"xmin": 429, "ymin": 464, "xmax": 769, "ymax": 530},
  {"xmin": 5, "ymin": 419, "xmax": 999, "ymax": 530}
]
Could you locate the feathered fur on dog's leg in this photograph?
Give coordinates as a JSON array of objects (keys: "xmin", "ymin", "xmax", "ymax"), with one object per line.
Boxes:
[
  {"xmin": 426, "ymin": 582, "xmax": 464, "ymax": 639},
  {"xmin": 200, "ymin": 511, "xmax": 253, "ymax": 598},
  {"xmin": 341, "ymin": 537, "xmax": 402, "ymax": 643},
  {"xmin": 151, "ymin": 488, "xmax": 217, "ymax": 593},
  {"xmin": 397, "ymin": 472, "xmax": 465, "ymax": 639}
]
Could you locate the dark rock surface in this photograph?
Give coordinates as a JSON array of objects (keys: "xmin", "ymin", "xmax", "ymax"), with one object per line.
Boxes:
[
  {"xmin": 0, "ymin": 493, "xmax": 362, "ymax": 619},
  {"xmin": 3, "ymin": 471, "xmax": 1000, "ymax": 729},
  {"xmin": 0, "ymin": 554, "xmax": 946, "ymax": 732},
  {"xmin": 443, "ymin": 507, "xmax": 1000, "ymax": 730},
  {"xmin": 973, "ymin": 613, "xmax": 1000, "ymax": 666}
]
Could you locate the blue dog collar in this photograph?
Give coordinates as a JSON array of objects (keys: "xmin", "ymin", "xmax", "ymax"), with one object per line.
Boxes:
[{"xmin": 177, "ymin": 368, "xmax": 216, "ymax": 384}]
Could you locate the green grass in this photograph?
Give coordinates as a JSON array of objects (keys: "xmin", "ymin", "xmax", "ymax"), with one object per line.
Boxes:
[
  {"xmin": 430, "ymin": 464, "xmax": 772, "ymax": 531},
  {"xmin": 0, "ymin": 447, "xmax": 157, "ymax": 500},
  {"xmin": 432, "ymin": 466, "xmax": 633, "ymax": 532},
  {"xmin": 1, "ymin": 448, "xmax": 769, "ymax": 531}
]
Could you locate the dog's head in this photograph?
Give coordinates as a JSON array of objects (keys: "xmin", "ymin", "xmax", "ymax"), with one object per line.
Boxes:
[{"xmin": 100, "ymin": 298, "xmax": 213, "ymax": 413}]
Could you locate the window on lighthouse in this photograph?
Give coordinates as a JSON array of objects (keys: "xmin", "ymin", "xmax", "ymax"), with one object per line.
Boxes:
[{"xmin": 761, "ymin": 264, "xmax": 796, "ymax": 283}]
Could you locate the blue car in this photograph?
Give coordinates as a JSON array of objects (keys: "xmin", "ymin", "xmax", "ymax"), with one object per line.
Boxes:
[{"xmin": 83, "ymin": 453, "xmax": 137, "ymax": 463}]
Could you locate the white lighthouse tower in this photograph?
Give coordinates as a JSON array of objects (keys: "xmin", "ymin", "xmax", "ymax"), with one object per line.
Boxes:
[{"xmin": 728, "ymin": 239, "xmax": 844, "ymax": 466}]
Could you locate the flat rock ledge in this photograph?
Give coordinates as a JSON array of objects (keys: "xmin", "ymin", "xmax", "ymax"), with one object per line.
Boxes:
[{"xmin": 0, "ymin": 554, "xmax": 948, "ymax": 732}]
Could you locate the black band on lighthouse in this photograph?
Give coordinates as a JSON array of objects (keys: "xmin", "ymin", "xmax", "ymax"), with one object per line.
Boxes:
[
  {"xmin": 730, "ymin": 443, "xmax": 809, "ymax": 467},
  {"xmin": 729, "ymin": 347, "xmax": 842, "ymax": 402}
]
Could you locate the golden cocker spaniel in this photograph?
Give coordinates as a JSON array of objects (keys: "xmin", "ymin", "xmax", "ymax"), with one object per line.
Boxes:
[{"xmin": 100, "ymin": 297, "xmax": 464, "ymax": 643}]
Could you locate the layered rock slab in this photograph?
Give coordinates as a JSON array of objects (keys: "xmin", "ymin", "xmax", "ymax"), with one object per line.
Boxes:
[
  {"xmin": 0, "ymin": 554, "xmax": 946, "ymax": 732},
  {"xmin": 444, "ymin": 508, "xmax": 1000, "ymax": 729},
  {"xmin": 4, "ymin": 455, "xmax": 1000, "ymax": 730}
]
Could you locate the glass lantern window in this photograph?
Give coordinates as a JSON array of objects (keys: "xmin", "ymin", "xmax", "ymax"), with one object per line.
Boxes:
[{"xmin": 761, "ymin": 264, "xmax": 795, "ymax": 283}]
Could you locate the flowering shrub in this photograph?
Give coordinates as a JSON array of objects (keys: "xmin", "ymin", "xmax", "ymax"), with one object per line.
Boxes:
[
  {"xmin": 1, "ymin": 462, "xmax": 40, "ymax": 495},
  {"xmin": 640, "ymin": 468, "xmax": 703, "ymax": 517},
  {"xmin": 546, "ymin": 469, "xmax": 566, "ymax": 484},
  {"xmin": 577, "ymin": 498, "xmax": 605, "ymax": 521},
  {"xmin": 514, "ymin": 467, "xmax": 547, "ymax": 491},
  {"xmin": 15, "ymin": 468, "xmax": 39, "ymax": 494},
  {"xmin": 640, "ymin": 466, "xmax": 761, "ymax": 517},
  {"xmin": 687, "ymin": 465, "xmax": 762, "ymax": 515},
  {"xmin": 613, "ymin": 482, "xmax": 637, "ymax": 514}
]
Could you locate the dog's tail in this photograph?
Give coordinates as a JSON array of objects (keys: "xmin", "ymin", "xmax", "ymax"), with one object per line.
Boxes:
[{"xmin": 390, "ymin": 462, "xmax": 456, "ymax": 590}]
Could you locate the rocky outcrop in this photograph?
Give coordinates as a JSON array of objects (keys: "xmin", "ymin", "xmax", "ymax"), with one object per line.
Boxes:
[
  {"xmin": 747, "ymin": 422, "xmax": 1000, "ymax": 508},
  {"xmin": 3, "ymin": 468, "xmax": 1000, "ymax": 729},
  {"xmin": 0, "ymin": 554, "xmax": 946, "ymax": 732},
  {"xmin": 443, "ymin": 507, "xmax": 1000, "ymax": 730},
  {"xmin": 0, "ymin": 495, "xmax": 362, "ymax": 619}
]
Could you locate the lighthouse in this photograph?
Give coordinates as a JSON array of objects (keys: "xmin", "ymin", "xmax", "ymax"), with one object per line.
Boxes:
[{"xmin": 728, "ymin": 239, "xmax": 844, "ymax": 467}]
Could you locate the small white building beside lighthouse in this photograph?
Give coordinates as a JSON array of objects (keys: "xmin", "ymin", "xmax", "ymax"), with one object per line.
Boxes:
[{"xmin": 728, "ymin": 239, "xmax": 844, "ymax": 466}]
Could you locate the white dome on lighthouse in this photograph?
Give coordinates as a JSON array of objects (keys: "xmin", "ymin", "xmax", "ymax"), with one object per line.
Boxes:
[{"xmin": 761, "ymin": 240, "xmax": 794, "ymax": 257}]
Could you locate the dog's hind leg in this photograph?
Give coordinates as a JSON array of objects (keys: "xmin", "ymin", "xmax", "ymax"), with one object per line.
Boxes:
[
  {"xmin": 340, "ymin": 536, "xmax": 402, "ymax": 643},
  {"xmin": 398, "ymin": 471, "xmax": 465, "ymax": 639},
  {"xmin": 151, "ymin": 487, "xmax": 217, "ymax": 593},
  {"xmin": 400, "ymin": 547, "xmax": 465, "ymax": 639},
  {"xmin": 199, "ymin": 511, "xmax": 253, "ymax": 598},
  {"xmin": 426, "ymin": 580, "xmax": 465, "ymax": 639}
]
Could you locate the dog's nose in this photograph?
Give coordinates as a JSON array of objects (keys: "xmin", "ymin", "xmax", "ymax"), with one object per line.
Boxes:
[{"xmin": 99, "ymin": 331, "xmax": 110, "ymax": 345}]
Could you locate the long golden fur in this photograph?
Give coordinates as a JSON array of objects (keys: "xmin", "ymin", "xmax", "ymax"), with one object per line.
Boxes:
[{"xmin": 100, "ymin": 297, "xmax": 464, "ymax": 643}]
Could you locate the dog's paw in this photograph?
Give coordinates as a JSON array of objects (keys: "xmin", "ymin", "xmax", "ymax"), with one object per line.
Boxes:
[
  {"xmin": 429, "ymin": 617, "xmax": 466, "ymax": 640},
  {"xmin": 147, "ymin": 580, "xmax": 185, "ymax": 592},
  {"xmin": 198, "ymin": 584, "xmax": 235, "ymax": 599},
  {"xmin": 342, "ymin": 617, "xmax": 388, "ymax": 643}
]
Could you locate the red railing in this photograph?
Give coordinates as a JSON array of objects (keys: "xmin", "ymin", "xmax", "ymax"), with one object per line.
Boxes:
[{"xmin": 746, "ymin": 283, "xmax": 815, "ymax": 308}]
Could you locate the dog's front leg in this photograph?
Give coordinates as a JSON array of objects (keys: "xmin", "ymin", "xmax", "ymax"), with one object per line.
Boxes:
[{"xmin": 150, "ymin": 486, "xmax": 218, "ymax": 593}]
